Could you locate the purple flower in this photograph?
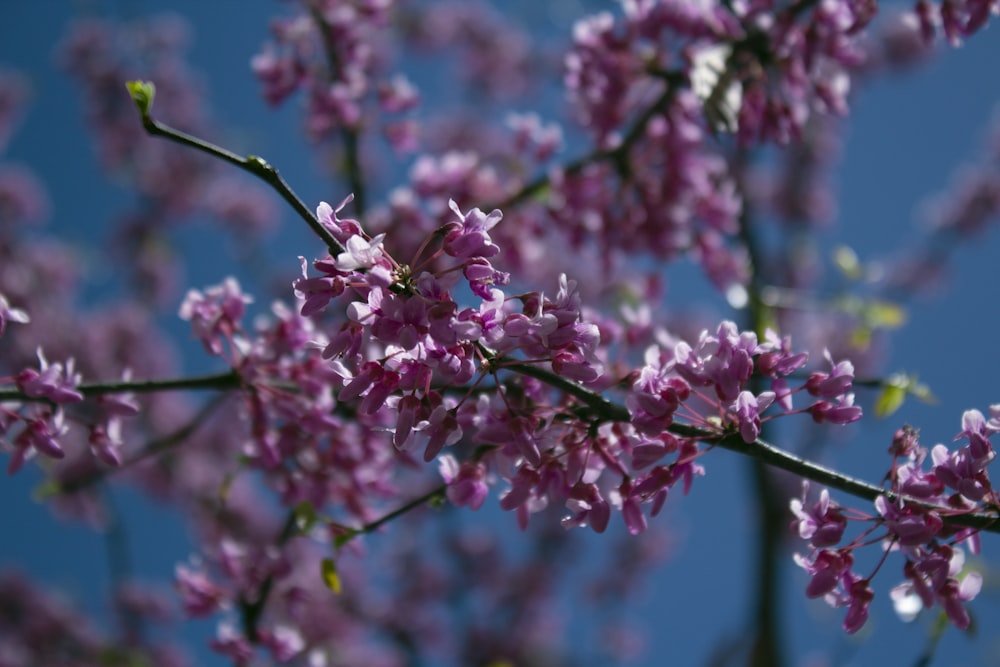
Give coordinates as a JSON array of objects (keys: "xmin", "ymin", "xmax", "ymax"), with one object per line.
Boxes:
[
  {"xmin": 562, "ymin": 482, "xmax": 610, "ymax": 534},
  {"xmin": 809, "ymin": 393, "xmax": 862, "ymax": 424},
  {"xmin": 875, "ymin": 496, "xmax": 943, "ymax": 546},
  {"xmin": 334, "ymin": 233, "xmax": 387, "ymax": 271},
  {"xmin": 499, "ymin": 465, "xmax": 541, "ymax": 513},
  {"xmin": 210, "ymin": 621, "xmax": 253, "ymax": 663},
  {"xmin": 293, "ymin": 256, "xmax": 346, "ymax": 317},
  {"xmin": 627, "ymin": 345, "xmax": 691, "ymax": 435},
  {"xmin": 438, "ymin": 454, "xmax": 489, "ymax": 510},
  {"xmin": 790, "ymin": 483, "xmax": 847, "ymax": 548},
  {"xmin": 178, "ymin": 277, "xmax": 252, "ymax": 356},
  {"xmin": 251, "ymin": 44, "xmax": 305, "ymax": 106},
  {"xmin": 506, "ymin": 112, "xmax": 562, "ymax": 161},
  {"xmin": 316, "ymin": 195, "xmax": 363, "ymax": 242},
  {"xmin": 175, "ymin": 564, "xmax": 227, "ymax": 618},
  {"xmin": 420, "ymin": 405, "xmax": 463, "ymax": 462},
  {"xmin": 806, "ymin": 350, "xmax": 856, "ymax": 398},
  {"xmin": 893, "ymin": 458, "xmax": 945, "ymax": 499},
  {"xmin": 756, "ymin": 330, "xmax": 809, "ymax": 378},
  {"xmin": 732, "ymin": 390, "xmax": 775, "ymax": 443},
  {"xmin": 378, "ymin": 74, "xmax": 419, "ymax": 113},
  {"xmin": 611, "ymin": 479, "xmax": 647, "ymax": 535},
  {"xmin": 842, "ymin": 577, "xmax": 874, "ymax": 634},
  {"xmin": 15, "ymin": 349, "xmax": 83, "ymax": 404},
  {"xmin": 893, "ymin": 546, "xmax": 983, "ymax": 630},
  {"xmin": 674, "ymin": 321, "xmax": 759, "ymax": 401},
  {"xmin": 443, "ymin": 199, "xmax": 502, "ymax": 260},
  {"xmin": 0, "ymin": 292, "xmax": 29, "ymax": 336},
  {"xmin": 956, "ymin": 408, "xmax": 996, "ymax": 469},
  {"xmin": 259, "ymin": 625, "xmax": 305, "ymax": 662},
  {"xmin": 931, "ymin": 444, "xmax": 993, "ymax": 501},
  {"xmin": 794, "ymin": 548, "xmax": 853, "ymax": 599},
  {"xmin": 463, "ymin": 257, "xmax": 509, "ymax": 299},
  {"xmin": 89, "ymin": 417, "xmax": 124, "ymax": 467},
  {"xmin": 889, "ymin": 424, "xmax": 921, "ymax": 457},
  {"xmin": 10, "ymin": 409, "xmax": 68, "ymax": 472}
]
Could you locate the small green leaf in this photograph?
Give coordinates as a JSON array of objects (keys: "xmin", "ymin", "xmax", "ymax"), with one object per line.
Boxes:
[
  {"xmin": 293, "ymin": 501, "xmax": 318, "ymax": 534},
  {"xmin": 32, "ymin": 479, "xmax": 61, "ymax": 501},
  {"xmin": 332, "ymin": 526, "xmax": 357, "ymax": 550},
  {"xmin": 849, "ymin": 326, "xmax": 872, "ymax": 350},
  {"xmin": 875, "ymin": 383, "xmax": 907, "ymax": 418},
  {"xmin": 873, "ymin": 373, "xmax": 936, "ymax": 418},
  {"xmin": 321, "ymin": 557, "xmax": 342, "ymax": 595},
  {"xmin": 863, "ymin": 299, "xmax": 907, "ymax": 330},
  {"xmin": 833, "ymin": 245, "xmax": 862, "ymax": 281},
  {"xmin": 125, "ymin": 80, "xmax": 155, "ymax": 116},
  {"xmin": 246, "ymin": 155, "xmax": 272, "ymax": 172}
]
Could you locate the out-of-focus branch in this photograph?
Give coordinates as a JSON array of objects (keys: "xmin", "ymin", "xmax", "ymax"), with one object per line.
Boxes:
[{"xmin": 0, "ymin": 370, "xmax": 242, "ymax": 403}]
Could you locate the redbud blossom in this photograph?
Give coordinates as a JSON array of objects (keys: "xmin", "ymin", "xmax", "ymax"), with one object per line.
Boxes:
[
  {"xmin": 843, "ymin": 577, "xmax": 874, "ymax": 634},
  {"xmin": 0, "ymin": 292, "xmax": 28, "ymax": 335},
  {"xmin": 9, "ymin": 409, "xmax": 67, "ymax": 473},
  {"xmin": 809, "ymin": 393, "xmax": 862, "ymax": 424},
  {"xmin": 732, "ymin": 390, "xmax": 775, "ymax": 443},
  {"xmin": 334, "ymin": 233, "xmax": 387, "ymax": 271},
  {"xmin": 806, "ymin": 350, "xmax": 856, "ymax": 398},
  {"xmin": 175, "ymin": 564, "xmax": 227, "ymax": 618},
  {"xmin": 443, "ymin": 199, "xmax": 502, "ymax": 260},
  {"xmin": 438, "ymin": 454, "xmax": 489, "ymax": 510},
  {"xmin": 790, "ymin": 484, "xmax": 847, "ymax": 548},
  {"xmin": 178, "ymin": 278, "xmax": 252, "ymax": 356},
  {"xmin": 15, "ymin": 348, "xmax": 83, "ymax": 403},
  {"xmin": 875, "ymin": 496, "xmax": 944, "ymax": 546}
]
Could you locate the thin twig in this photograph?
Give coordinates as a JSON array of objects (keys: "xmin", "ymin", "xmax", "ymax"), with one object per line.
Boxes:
[{"xmin": 125, "ymin": 81, "xmax": 344, "ymax": 256}]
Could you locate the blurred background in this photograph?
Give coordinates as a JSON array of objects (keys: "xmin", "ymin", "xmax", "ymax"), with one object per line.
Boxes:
[{"xmin": 2, "ymin": 1, "xmax": 1000, "ymax": 665}]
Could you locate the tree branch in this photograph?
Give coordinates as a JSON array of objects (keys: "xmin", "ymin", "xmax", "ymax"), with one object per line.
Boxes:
[
  {"xmin": 125, "ymin": 81, "xmax": 345, "ymax": 257},
  {"xmin": 0, "ymin": 370, "xmax": 242, "ymax": 403}
]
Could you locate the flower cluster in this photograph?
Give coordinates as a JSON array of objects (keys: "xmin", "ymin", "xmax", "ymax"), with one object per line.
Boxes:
[
  {"xmin": 168, "ymin": 194, "xmax": 869, "ymax": 557},
  {"xmin": 251, "ymin": 0, "xmax": 411, "ymax": 143},
  {"xmin": 792, "ymin": 409, "xmax": 998, "ymax": 633}
]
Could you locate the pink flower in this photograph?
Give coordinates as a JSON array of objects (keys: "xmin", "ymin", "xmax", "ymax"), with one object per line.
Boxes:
[
  {"xmin": 790, "ymin": 483, "xmax": 847, "ymax": 548},
  {"xmin": 0, "ymin": 292, "xmax": 29, "ymax": 335},
  {"xmin": 178, "ymin": 278, "xmax": 252, "ymax": 356},
  {"xmin": 893, "ymin": 546, "xmax": 983, "ymax": 630},
  {"xmin": 89, "ymin": 417, "xmax": 124, "ymax": 466},
  {"xmin": 438, "ymin": 455, "xmax": 489, "ymax": 510},
  {"xmin": 794, "ymin": 549, "xmax": 854, "ymax": 599},
  {"xmin": 875, "ymin": 496, "xmax": 943, "ymax": 546},
  {"xmin": 443, "ymin": 199, "xmax": 502, "ymax": 260},
  {"xmin": 931, "ymin": 443, "xmax": 993, "ymax": 501},
  {"xmin": 334, "ymin": 233, "xmax": 387, "ymax": 271},
  {"xmin": 843, "ymin": 577, "xmax": 874, "ymax": 634},
  {"xmin": 732, "ymin": 390, "xmax": 775, "ymax": 443},
  {"xmin": 9, "ymin": 409, "xmax": 68, "ymax": 472},
  {"xmin": 175, "ymin": 563, "xmax": 227, "ymax": 617},
  {"xmin": 16, "ymin": 348, "xmax": 83, "ymax": 404},
  {"xmin": 806, "ymin": 350, "xmax": 856, "ymax": 398},
  {"xmin": 809, "ymin": 393, "xmax": 863, "ymax": 424},
  {"xmin": 562, "ymin": 482, "xmax": 610, "ymax": 534}
]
